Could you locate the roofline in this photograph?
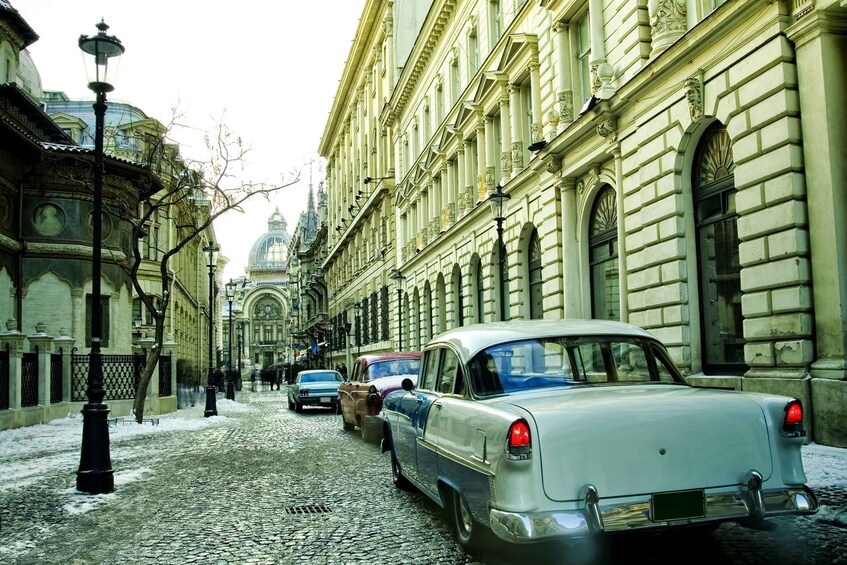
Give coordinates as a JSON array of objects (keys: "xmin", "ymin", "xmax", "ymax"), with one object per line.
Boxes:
[{"xmin": 318, "ymin": 0, "xmax": 383, "ymax": 156}]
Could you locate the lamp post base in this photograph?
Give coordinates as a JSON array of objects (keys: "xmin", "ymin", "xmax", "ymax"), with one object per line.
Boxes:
[
  {"xmin": 76, "ymin": 402, "xmax": 114, "ymax": 494},
  {"xmin": 204, "ymin": 385, "xmax": 218, "ymax": 417},
  {"xmin": 226, "ymin": 380, "xmax": 235, "ymax": 401}
]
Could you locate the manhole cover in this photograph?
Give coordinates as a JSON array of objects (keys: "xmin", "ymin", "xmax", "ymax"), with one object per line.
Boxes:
[{"xmin": 284, "ymin": 503, "xmax": 332, "ymax": 515}]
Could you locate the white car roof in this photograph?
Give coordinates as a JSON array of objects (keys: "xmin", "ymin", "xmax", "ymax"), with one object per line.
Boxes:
[{"xmin": 427, "ymin": 319, "xmax": 656, "ymax": 362}]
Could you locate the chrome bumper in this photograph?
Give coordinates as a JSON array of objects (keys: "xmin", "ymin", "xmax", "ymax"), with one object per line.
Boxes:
[{"xmin": 489, "ymin": 482, "xmax": 818, "ymax": 543}]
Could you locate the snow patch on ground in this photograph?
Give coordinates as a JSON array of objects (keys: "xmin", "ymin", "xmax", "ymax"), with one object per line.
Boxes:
[{"xmin": 802, "ymin": 443, "xmax": 847, "ymax": 489}]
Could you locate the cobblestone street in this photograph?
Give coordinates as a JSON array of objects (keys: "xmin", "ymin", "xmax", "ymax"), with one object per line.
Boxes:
[{"xmin": 1, "ymin": 388, "xmax": 846, "ymax": 564}]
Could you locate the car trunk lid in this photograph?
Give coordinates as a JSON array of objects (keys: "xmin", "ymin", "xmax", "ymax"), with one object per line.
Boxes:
[{"xmin": 509, "ymin": 385, "xmax": 773, "ymax": 501}]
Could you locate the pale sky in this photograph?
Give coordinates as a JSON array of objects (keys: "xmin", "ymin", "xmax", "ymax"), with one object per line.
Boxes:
[{"xmin": 18, "ymin": 0, "xmax": 365, "ymax": 281}]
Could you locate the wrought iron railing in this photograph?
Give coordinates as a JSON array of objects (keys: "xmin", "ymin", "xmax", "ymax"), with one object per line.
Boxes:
[
  {"xmin": 50, "ymin": 352, "xmax": 63, "ymax": 404},
  {"xmin": 0, "ymin": 349, "xmax": 9, "ymax": 410},
  {"xmin": 72, "ymin": 353, "xmax": 145, "ymax": 401},
  {"xmin": 159, "ymin": 355, "xmax": 172, "ymax": 397},
  {"xmin": 21, "ymin": 352, "xmax": 38, "ymax": 407}
]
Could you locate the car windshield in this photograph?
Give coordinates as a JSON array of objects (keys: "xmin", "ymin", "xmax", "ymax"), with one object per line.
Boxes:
[
  {"xmin": 468, "ymin": 336, "xmax": 684, "ymax": 397},
  {"xmin": 299, "ymin": 372, "xmax": 342, "ymax": 384},
  {"xmin": 366, "ymin": 360, "xmax": 421, "ymax": 381}
]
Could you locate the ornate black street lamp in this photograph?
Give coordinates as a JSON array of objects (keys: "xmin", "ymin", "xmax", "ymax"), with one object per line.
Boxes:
[
  {"xmin": 353, "ymin": 303, "xmax": 363, "ymax": 358},
  {"xmin": 225, "ymin": 279, "xmax": 236, "ymax": 400},
  {"xmin": 489, "ymin": 185, "xmax": 511, "ymax": 322},
  {"xmin": 203, "ymin": 243, "xmax": 219, "ymax": 417},
  {"xmin": 237, "ymin": 322, "xmax": 243, "ymax": 389},
  {"xmin": 342, "ymin": 319, "xmax": 352, "ymax": 375},
  {"xmin": 392, "ymin": 270, "xmax": 405, "ymax": 351},
  {"xmin": 76, "ymin": 19, "xmax": 124, "ymax": 495}
]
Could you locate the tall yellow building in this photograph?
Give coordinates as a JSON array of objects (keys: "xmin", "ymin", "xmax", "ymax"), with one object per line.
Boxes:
[{"xmin": 320, "ymin": 0, "xmax": 847, "ymax": 446}]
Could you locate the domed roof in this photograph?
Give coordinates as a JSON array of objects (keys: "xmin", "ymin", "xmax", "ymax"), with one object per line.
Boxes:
[
  {"xmin": 247, "ymin": 207, "xmax": 291, "ymax": 272},
  {"xmin": 17, "ymin": 50, "xmax": 42, "ymax": 100}
]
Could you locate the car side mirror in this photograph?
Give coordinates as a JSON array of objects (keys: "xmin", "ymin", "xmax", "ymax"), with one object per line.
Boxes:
[{"xmin": 401, "ymin": 377, "xmax": 415, "ymax": 392}]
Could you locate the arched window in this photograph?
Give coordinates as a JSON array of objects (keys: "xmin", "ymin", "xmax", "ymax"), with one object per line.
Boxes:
[
  {"xmin": 436, "ymin": 274, "xmax": 447, "ymax": 334},
  {"xmin": 589, "ymin": 186, "xmax": 620, "ymax": 320},
  {"xmin": 453, "ymin": 264, "xmax": 464, "ymax": 327},
  {"xmin": 423, "ymin": 282, "xmax": 433, "ymax": 342},
  {"xmin": 694, "ymin": 123, "xmax": 747, "ymax": 374},
  {"xmin": 528, "ymin": 229, "xmax": 543, "ymax": 319},
  {"xmin": 474, "ymin": 257, "xmax": 485, "ymax": 322}
]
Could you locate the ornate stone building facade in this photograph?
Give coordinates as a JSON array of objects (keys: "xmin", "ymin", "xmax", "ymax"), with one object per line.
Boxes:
[
  {"xmin": 322, "ymin": 0, "xmax": 847, "ymax": 446},
  {"xmin": 225, "ymin": 208, "xmax": 292, "ymax": 372}
]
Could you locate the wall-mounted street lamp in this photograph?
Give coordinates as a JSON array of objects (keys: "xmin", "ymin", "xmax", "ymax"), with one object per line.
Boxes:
[
  {"xmin": 363, "ymin": 176, "xmax": 392, "ymax": 184},
  {"xmin": 76, "ymin": 19, "xmax": 124, "ymax": 496},
  {"xmin": 203, "ymin": 243, "xmax": 220, "ymax": 417},
  {"xmin": 224, "ymin": 279, "xmax": 237, "ymax": 401},
  {"xmin": 489, "ymin": 185, "xmax": 511, "ymax": 322},
  {"xmin": 392, "ymin": 270, "xmax": 405, "ymax": 351}
]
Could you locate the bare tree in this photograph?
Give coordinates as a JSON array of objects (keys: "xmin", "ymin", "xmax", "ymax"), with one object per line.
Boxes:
[{"xmin": 124, "ymin": 115, "xmax": 301, "ymax": 421}]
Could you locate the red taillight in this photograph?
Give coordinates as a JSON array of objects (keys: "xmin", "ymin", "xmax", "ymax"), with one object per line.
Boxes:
[
  {"xmin": 506, "ymin": 420, "xmax": 531, "ymax": 460},
  {"xmin": 782, "ymin": 399, "xmax": 805, "ymax": 438},
  {"xmin": 785, "ymin": 402, "xmax": 803, "ymax": 425}
]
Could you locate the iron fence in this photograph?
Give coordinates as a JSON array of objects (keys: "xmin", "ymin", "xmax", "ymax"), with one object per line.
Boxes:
[
  {"xmin": 159, "ymin": 355, "xmax": 172, "ymax": 397},
  {"xmin": 21, "ymin": 352, "xmax": 38, "ymax": 407},
  {"xmin": 50, "ymin": 353, "xmax": 63, "ymax": 404},
  {"xmin": 0, "ymin": 349, "xmax": 8, "ymax": 410},
  {"xmin": 72, "ymin": 353, "xmax": 145, "ymax": 401}
]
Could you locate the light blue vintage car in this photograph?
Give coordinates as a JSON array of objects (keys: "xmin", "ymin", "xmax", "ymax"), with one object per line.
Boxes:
[
  {"xmin": 287, "ymin": 369, "xmax": 343, "ymax": 413},
  {"xmin": 381, "ymin": 320, "xmax": 818, "ymax": 552}
]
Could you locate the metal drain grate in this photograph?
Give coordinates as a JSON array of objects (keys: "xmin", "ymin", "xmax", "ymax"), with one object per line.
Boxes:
[{"xmin": 284, "ymin": 503, "xmax": 332, "ymax": 515}]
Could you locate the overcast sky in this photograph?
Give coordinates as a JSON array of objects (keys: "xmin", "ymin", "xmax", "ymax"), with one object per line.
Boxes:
[{"xmin": 19, "ymin": 0, "xmax": 365, "ymax": 281}]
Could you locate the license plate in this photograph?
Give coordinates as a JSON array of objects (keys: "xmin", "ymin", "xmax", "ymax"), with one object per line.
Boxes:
[
  {"xmin": 320, "ymin": 397, "xmax": 331, "ymax": 403},
  {"xmin": 651, "ymin": 489, "xmax": 705, "ymax": 521}
]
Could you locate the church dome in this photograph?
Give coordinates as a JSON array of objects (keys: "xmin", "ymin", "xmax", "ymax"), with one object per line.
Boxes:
[
  {"xmin": 247, "ymin": 207, "xmax": 291, "ymax": 272},
  {"xmin": 18, "ymin": 49, "xmax": 43, "ymax": 100}
]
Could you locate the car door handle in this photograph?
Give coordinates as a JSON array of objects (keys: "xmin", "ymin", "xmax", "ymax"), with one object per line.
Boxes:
[
  {"xmin": 434, "ymin": 403, "xmax": 442, "ymax": 410},
  {"xmin": 415, "ymin": 396, "xmax": 423, "ymax": 404}
]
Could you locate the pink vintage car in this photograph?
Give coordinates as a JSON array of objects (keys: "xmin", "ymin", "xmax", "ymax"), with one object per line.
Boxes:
[{"xmin": 338, "ymin": 352, "xmax": 421, "ymax": 437}]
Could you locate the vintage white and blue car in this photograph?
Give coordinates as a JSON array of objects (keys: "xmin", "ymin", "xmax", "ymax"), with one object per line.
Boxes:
[{"xmin": 380, "ymin": 320, "xmax": 818, "ymax": 551}]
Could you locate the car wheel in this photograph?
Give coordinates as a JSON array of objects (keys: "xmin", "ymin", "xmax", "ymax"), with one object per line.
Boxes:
[
  {"xmin": 295, "ymin": 401, "xmax": 303, "ymax": 413},
  {"xmin": 389, "ymin": 441, "xmax": 412, "ymax": 491},
  {"xmin": 451, "ymin": 489, "xmax": 492, "ymax": 554},
  {"xmin": 342, "ymin": 414, "xmax": 354, "ymax": 431}
]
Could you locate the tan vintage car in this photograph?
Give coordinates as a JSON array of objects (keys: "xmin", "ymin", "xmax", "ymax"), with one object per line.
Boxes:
[{"xmin": 338, "ymin": 353, "xmax": 421, "ymax": 437}]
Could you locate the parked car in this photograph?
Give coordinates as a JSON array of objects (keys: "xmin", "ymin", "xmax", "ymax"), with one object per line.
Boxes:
[
  {"xmin": 339, "ymin": 353, "xmax": 421, "ymax": 435},
  {"xmin": 287, "ymin": 369, "xmax": 343, "ymax": 413},
  {"xmin": 381, "ymin": 320, "xmax": 818, "ymax": 553}
]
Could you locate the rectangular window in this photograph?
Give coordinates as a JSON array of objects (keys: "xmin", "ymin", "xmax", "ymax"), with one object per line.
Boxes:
[
  {"xmin": 576, "ymin": 11, "xmax": 592, "ymax": 105},
  {"xmin": 467, "ymin": 29, "xmax": 479, "ymax": 76},
  {"xmin": 489, "ymin": 0, "xmax": 502, "ymax": 49},
  {"xmin": 85, "ymin": 294, "xmax": 111, "ymax": 348},
  {"xmin": 451, "ymin": 59, "xmax": 460, "ymax": 107},
  {"xmin": 264, "ymin": 325, "xmax": 273, "ymax": 342}
]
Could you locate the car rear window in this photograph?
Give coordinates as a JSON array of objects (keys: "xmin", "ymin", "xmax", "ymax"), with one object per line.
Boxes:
[
  {"xmin": 300, "ymin": 372, "xmax": 342, "ymax": 383},
  {"xmin": 366, "ymin": 359, "xmax": 421, "ymax": 381},
  {"xmin": 467, "ymin": 336, "xmax": 684, "ymax": 397}
]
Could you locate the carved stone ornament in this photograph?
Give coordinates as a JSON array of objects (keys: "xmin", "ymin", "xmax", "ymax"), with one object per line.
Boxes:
[
  {"xmin": 512, "ymin": 142, "xmax": 524, "ymax": 170},
  {"xmin": 650, "ymin": 0, "xmax": 687, "ymax": 36},
  {"xmin": 684, "ymin": 76, "xmax": 703, "ymax": 121},
  {"xmin": 545, "ymin": 156, "xmax": 563, "ymax": 176},
  {"xmin": 576, "ymin": 180, "xmax": 586, "ymax": 195},
  {"xmin": 559, "ymin": 91, "xmax": 574, "ymax": 123},
  {"xmin": 501, "ymin": 151, "xmax": 513, "ymax": 177},
  {"xmin": 383, "ymin": 12, "xmax": 394, "ymax": 36},
  {"xmin": 597, "ymin": 116, "xmax": 618, "ymax": 141},
  {"xmin": 531, "ymin": 122, "xmax": 544, "ymax": 144}
]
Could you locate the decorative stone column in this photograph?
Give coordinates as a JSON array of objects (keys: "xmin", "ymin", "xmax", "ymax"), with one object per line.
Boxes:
[
  {"xmin": 484, "ymin": 115, "xmax": 497, "ymax": 197},
  {"xmin": 529, "ymin": 61, "xmax": 544, "ymax": 147},
  {"xmin": 559, "ymin": 180, "xmax": 581, "ymax": 319},
  {"xmin": 786, "ymin": 10, "xmax": 847, "ymax": 447},
  {"xmin": 0, "ymin": 319, "xmax": 25, "ymax": 412},
  {"xmin": 498, "ymin": 87, "xmax": 512, "ymax": 185},
  {"xmin": 137, "ymin": 335, "xmax": 156, "ymax": 400},
  {"xmin": 509, "ymin": 84, "xmax": 524, "ymax": 173},
  {"xmin": 554, "ymin": 21, "xmax": 574, "ymax": 127},
  {"xmin": 28, "ymin": 322, "xmax": 54, "ymax": 408},
  {"xmin": 475, "ymin": 116, "xmax": 487, "ymax": 204},
  {"xmin": 54, "ymin": 329, "xmax": 75, "ymax": 404},
  {"xmin": 462, "ymin": 139, "xmax": 474, "ymax": 215},
  {"xmin": 649, "ymin": 0, "xmax": 687, "ymax": 56}
]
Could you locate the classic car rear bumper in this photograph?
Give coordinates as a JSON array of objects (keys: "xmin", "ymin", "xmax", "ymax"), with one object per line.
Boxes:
[{"xmin": 489, "ymin": 482, "xmax": 818, "ymax": 543}]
